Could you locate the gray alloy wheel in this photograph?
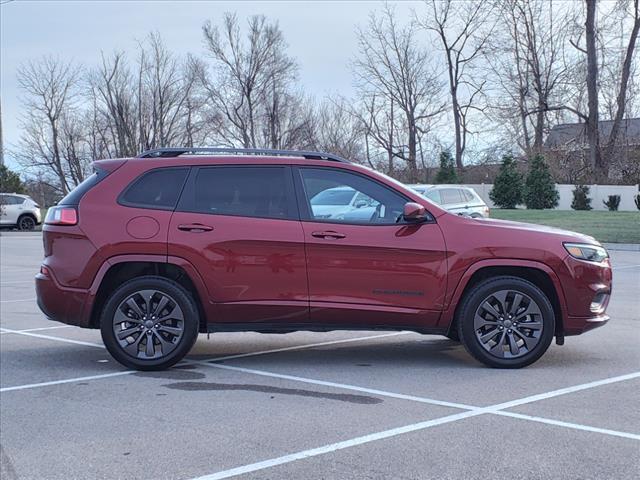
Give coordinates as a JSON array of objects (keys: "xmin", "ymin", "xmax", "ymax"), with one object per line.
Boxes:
[
  {"xmin": 473, "ymin": 289, "xmax": 544, "ymax": 359},
  {"xmin": 18, "ymin": 215, "xmax": 36, "ymax": 231},
  {"xmin": 112, "ymin": 289, "xmax": 185, "ymax": 360}
]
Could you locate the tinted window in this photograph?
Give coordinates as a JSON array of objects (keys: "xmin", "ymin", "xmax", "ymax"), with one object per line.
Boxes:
[
  {"xmin": 0, "ymin": 195, "xmax": 24, "ymax": 205},
  {"xmin": 181, "ymin": 166, "xmax": 293, "ymax": 219},
  {"xmin": 299, "ymin": 168, "xmax": 409, "ymax": 224},
  {"xmin": 120, "ymin": 167, "xmax": 189, "ymax": 210},
  {"xmin": 60, "ymin": 168, "xmax": 109, "ymax": 206},
  {"xmin": 440, "ymin": 188, "xmax": 464, "ymax": 205}
]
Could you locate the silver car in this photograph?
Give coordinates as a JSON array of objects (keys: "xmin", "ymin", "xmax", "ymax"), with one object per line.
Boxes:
[
  {"xmin": 0, "ymin": 193, "xmax": 42, "ymax": 230},
  {"xmin": 408, "ymin": 184, "xmax": 489, "ymax": 218}
]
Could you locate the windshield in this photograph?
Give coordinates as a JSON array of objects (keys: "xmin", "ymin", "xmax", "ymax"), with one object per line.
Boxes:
[{"xmin": 310, "ymin": 188, "xmax": 355, "ymax": 205}]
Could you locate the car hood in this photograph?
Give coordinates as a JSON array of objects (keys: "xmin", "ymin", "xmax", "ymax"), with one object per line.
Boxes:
[{"xmin": 472, "ymin": 217, "xmax": 600, "ymax": 245}]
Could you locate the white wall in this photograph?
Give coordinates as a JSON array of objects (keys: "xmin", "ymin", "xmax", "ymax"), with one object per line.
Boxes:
[{"xmin": 465, "ymin": 184, "xmax": 639, "ymax": 211}]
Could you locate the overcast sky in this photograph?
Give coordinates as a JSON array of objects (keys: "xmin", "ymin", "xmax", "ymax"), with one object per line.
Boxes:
[{"xmin": 1, "ymin": 0, "xmax": 419, "ymax": 169}]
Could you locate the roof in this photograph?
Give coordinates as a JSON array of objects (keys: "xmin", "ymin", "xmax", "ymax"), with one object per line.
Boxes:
[{"xmin": 545, "ymin": 118, "xmax": 640, "ymax": 148}]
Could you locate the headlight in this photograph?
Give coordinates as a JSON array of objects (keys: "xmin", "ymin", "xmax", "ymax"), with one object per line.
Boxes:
[{"xmin": 564, "ymin": 243, "xmax": 608, "ymax": 263}]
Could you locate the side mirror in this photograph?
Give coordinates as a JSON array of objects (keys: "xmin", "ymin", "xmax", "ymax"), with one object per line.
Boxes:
[{"xmin": 402, "ymin": 202, "xmax": 429, "ymax": 222}]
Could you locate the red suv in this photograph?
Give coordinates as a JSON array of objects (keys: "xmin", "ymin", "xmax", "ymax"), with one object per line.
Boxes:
[{"xmin": 36, "ymin": 148, "xmax": 612, "ymax": 370}]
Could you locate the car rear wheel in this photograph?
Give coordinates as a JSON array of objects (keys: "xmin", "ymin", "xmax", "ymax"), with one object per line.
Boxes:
[
  {"xmin": 100, "ymin": 276, "xmax": 199, "ymax": 371},
  {"xmin": 17, "ymin": 215, "xmax": 36, "ymax": 231},
  {"xmin": 457, "ymin": 276, "xmax": 554, "ymax": 368}
]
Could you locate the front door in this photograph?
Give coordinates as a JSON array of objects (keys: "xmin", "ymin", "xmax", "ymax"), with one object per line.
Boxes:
[
  {"xmin": 168, "ymin": 165, "xmax": 308, "ymax": 326},
  {"xmin": 295, "ymin": 167, "xmax": 448, "ymax": 328}
]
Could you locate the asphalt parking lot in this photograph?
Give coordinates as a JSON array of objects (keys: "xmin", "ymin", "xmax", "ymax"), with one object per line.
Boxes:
[{"xmin": 1, "ymin": 231, "xmax": 638, "ymax": 480}]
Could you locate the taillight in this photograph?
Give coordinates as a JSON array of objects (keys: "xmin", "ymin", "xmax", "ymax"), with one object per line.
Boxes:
[{"xmin": 45, "ymin": 206, "xmax": 78, "ymax": 225}]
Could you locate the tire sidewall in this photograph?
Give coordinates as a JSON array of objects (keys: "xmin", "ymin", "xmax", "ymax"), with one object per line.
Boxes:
[
  {"xmin": 457, "ymin": 277, "xmax": 555, "ymax": 368},
  {"xmin": 100, "ymin": 276, "xmax": 199, "ymax": 371},
  {"xmin": 18, "ymin": 215, "xmax": 36, "ymax": 231}
]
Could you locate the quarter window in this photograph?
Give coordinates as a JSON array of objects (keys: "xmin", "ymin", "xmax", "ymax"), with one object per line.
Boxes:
[
  {"xmin": 119, "ymin": 168, "xmax": 189, "ymax": 210},
  {"xmin": 299, "ymin": 168, "xmax": 409, "ymax": 224},
  {"xmin": 180, "ymin": 166, "xmax": 294, "ymax": 220}
]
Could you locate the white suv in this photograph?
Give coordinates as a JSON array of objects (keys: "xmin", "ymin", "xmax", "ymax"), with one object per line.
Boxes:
[
  {"xmin": 0, "ymin": 193, "xmax": 42, "ymax": 230},
  {"xmin": 408, "ymin": 185, "xmax": 489, "ymax": 218}
]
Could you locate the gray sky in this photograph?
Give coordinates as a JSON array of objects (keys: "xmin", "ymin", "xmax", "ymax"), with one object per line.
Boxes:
[{"xmin": 1, "ymin": 0, "xmax": 417, "ymax": 170}]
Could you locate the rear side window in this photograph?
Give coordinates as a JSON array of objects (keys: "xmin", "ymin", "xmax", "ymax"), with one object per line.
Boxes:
[
  {"xmin": 440, "ymin": 188, "xmax": 464, "ymax": 205},
  {"xmin": 59, "ymin": 169, "xmax": 109, "ymax": 206},
  {"xmin": 178, "ymin": 166, "xmax": 295, "ymax": 220},
  {"xmin": 0, "ymin": 195, "xmax": 24, "ymax": 205},
  {"xmin": 119, "ymin": 167, "xmax": 189, "ymax": 210}
]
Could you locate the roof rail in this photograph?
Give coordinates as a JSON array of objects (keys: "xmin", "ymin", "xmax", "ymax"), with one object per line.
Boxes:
[{"xmin": 136, "ymin": 147, "xmax": 351, "ymax": 163}]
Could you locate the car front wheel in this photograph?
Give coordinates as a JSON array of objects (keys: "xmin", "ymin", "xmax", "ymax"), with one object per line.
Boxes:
[
  {"xmin": 100, "ymin": 276, "xmax": 199, "ymax": 371},
  {"xmin": 457, "ymin": 276, "xmax": 555, "ymax": 368}
]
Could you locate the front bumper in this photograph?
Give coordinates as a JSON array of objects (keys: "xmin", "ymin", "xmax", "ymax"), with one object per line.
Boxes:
[
  {"xmin": 564, "ymin": 313, "xmax": 610, "ymax": 336},
  {"xmin": 35, "ymin": 271, "xmax": 93, "ymax": 328}
]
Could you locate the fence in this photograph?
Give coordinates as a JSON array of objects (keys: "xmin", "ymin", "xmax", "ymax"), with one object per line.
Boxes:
[{"xmin": 465, "ymin": 184, "xmax": 639, "ymax": 211}]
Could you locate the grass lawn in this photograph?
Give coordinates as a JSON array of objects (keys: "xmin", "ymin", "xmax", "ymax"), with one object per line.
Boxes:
[{"xmin": 490, "ymin": 209, "xmax": 640, "ymax": 244}]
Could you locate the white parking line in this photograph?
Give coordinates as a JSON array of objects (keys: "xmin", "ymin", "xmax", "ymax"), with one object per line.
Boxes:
[
  {"xmin": 209, "ymin": 331, "xmax": 412, "ymax": 362},
  {"xmin": 0, "ymin": 371, "xmax": 135, "ymax": 393},
  {"xmin": 196, "ymin": 361, "xmax": 477, "ymax": 411},
  {"xmin": 0, "ymin": 328, "xmax": 103, "ymax": 348},
  {"xmin": 494, "ymin": 411, "xmax": 640, "ymax": 441},
  {"xmin": 0, "ymin": 325, "xmax": 73, "ymax": 335},
  {"xmin": 189, "ymin": 369, "xmax": 640, "ymax": 479},
  {"xmin": 0, "ymin": 297, "xmax": 36, "ymax": 304},
  {"xmin": 191, "ymin": 410, "xmax": 485, "ymax": 480},
  {"xmin": 0, "ymin": 280, "xmax": 36, "ymax": 286}
]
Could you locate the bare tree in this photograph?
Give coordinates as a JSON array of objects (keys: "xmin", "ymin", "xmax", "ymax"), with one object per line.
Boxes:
[
  {"xmin": 602, "ymin": 0, "xmax": 640, "ymax": 163},
  {"xmin": 419, "ymin": 0, "xmax": 494, "ymax": 168},
  {"xmin": 201, "ymin": 13, "xmax": 298, "ymax": 148},
  {"xmin": 16, "ymin": 56, "xmax": 83, "ymax": 193},
  {"xmin": 353, "ymin": 6, "xmax": 445, "ymax": 181}
]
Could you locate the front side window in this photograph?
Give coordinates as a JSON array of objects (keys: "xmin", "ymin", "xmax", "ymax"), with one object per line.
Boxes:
[
  {"xmin": 180, "ymin": 166, "xmax": 294, "ymax": 220},
  {"xmin": 299, "ymin": 168, "xmax": 409, "ymax": 224},
  {"xmin": 119, "ymin": 167, "xmax": 189, "ymax": 210}
]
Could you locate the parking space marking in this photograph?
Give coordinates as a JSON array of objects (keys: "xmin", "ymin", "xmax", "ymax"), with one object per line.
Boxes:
[
  {"xmin": 189, "ymin": 368, "xmax": 640, "ymax": 479},
  {"xmin": 613, "ymin": 264, "xmax": 640, "ymax": 270},
  {"xmin": 0, "ymin": 325, "xmax": 73, "ymax": 335},
  {"xmin": 0, "ymin": 370, "xmax": 135, "ymax": 393},
  {"xmin": 209, "ymin": 331, "xmax": 412, "ymax": 362},
  {"xmin": 493, "ymin": 411, "xmax": 640, "ymax": 441},
  {"xmin": 0, "ymin": 328, "xmax": 103, "ymax": 348},
  {"xmin": 196, "ymin": 361, "xmax": 477, "ymax": 410},
  {"xmin": 0, "ymin": 298, "xmax": 36, "ymax": 303},
  {"xmin": 192, "ymin": 410, "xmax": 484, "ymax": 480},
  {"xmin": 484, "ymin": 371, "xmax": 640, "ymax": 411}
]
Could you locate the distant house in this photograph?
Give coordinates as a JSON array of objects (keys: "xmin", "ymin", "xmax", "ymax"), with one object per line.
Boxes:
[{"xmin": 545, "ymin": 118, "xmax": 640, "ymax": 183}]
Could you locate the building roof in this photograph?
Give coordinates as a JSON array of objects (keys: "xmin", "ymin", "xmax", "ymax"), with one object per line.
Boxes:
[{"xmin": 545, "ymin": 118, "xmax": 640, "ymax": 149}]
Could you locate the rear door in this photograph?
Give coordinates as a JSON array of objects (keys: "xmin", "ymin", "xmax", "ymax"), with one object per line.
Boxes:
[
  {"xmin": 295, "ymin": 167, "xmax": 447, "ymax": 328},
  {"xmin": 0, "ymin": 195, "xmax": 22, "ymax": 224},
  {"xmin": 168, "ymin": 165, "xmax": 308, "ymax": 326}
]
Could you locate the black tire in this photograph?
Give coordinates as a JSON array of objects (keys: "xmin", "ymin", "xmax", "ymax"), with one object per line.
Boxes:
[
  {"xmin": 17, "ymin": 214, "xmax": 36, "ymax": 231},
  {"xmin": 100, "ymin": 276, "xmax": 199, "ymax": 371},
  {"xmin": 457, "ymin": 276, "xmax": 554, "ymax": 368}
]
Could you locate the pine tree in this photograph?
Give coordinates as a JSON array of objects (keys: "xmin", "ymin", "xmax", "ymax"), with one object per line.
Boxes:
[
  {"xmin": 489, "ymin": 154, "xmax": 523, "ymax": 209},
  {"xmin": 434, "ymin": 150, "xmax": 458, "ymax": 184},
  {"xmin": 524, "ymin": 155, "xmax": 559, "ymax": 209},
  {"xmin": 571, "ymin": 185, "xmax": 592, "ymax": 210},
  {"xmin": 0, "ymin": 165, "xmax": 26, "ymax": 194}
]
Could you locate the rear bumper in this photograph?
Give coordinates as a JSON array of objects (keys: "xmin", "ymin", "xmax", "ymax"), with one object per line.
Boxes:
[{"xmin": 35, "ymin": 272, "xmax": 94, "ymax": 328}]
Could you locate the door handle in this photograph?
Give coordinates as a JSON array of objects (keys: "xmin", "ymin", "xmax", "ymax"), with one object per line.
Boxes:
[
  {"xmin": 311, "ymin": 230, "xmax": 346, "ymax": 239},
  {"xmin": 177, "ymin": 223, "xmax": 213, "ymax": 232}
]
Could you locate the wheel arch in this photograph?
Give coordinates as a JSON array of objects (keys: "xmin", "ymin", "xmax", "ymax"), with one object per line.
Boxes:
[
  {"xmin": 89, "ymin": 256, "xmax": 209, "ymax": 332},
  {"xmin": 17, "ymin": 212, "xmax": 38, "ymax": 228},
  {"xmin": 443, "ymin": 260, "xmax": 568, "ymax": 339}
]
